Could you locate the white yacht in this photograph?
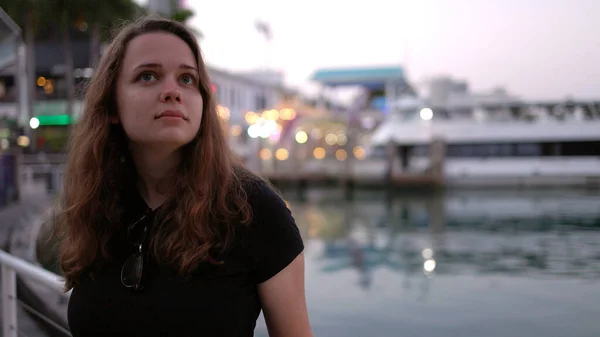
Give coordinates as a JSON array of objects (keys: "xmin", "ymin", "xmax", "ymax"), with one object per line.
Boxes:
[{"xmin": 369, "ymin": 96, "xmax": 600, "ymax": 187}]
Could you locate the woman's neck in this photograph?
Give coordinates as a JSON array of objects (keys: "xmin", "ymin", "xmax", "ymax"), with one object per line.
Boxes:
[{"xmin": 130, "ymin": 146, "xmax": 182, "ymax": 209}]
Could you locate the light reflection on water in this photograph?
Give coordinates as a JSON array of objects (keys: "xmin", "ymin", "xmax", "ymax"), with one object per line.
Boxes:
[{"xmin": 256, "ymin": 188, "xmax": 600, "ymax": 337}]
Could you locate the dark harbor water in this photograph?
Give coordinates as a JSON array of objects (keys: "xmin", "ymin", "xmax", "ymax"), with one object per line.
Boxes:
[{"xmin": 254, "ymin": 188, "xmax": 600, "ymax": 337}]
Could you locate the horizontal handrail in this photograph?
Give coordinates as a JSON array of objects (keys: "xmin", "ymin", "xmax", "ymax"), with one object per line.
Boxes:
[
  {"xmin": 1, "ymin": 249, "xmax": 70, "ymax": 337},
  {"xmin": 0, "ymin": 250, "xmax": 66, "ymax": 293}
]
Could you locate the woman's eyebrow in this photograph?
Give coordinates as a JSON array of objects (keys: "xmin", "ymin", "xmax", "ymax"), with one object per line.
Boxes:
[{"xmin": 133, "ymin": 62, "xmax": 198, "ymax": 73}]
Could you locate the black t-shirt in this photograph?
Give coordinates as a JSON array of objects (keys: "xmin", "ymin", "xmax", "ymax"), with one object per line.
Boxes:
[{"xmin": 67, "ymin": 180, "xmax": 304, "ymax": 337}]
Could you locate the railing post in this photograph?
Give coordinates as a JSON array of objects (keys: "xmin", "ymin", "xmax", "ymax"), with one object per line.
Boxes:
[{"xmin": 2, "ymin": 264, "xmax": 18, "ymax": 337}]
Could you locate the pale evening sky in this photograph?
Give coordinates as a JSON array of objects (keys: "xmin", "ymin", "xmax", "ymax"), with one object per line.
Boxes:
[{"xmin": 141, "ymin": 0, "xmax": 600, "ymax": 101}]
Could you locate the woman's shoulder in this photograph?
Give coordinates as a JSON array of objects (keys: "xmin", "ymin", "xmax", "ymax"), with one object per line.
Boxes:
[{"xmin": 238, "ymin": 172, "xmax": 285, "ymax": 215}]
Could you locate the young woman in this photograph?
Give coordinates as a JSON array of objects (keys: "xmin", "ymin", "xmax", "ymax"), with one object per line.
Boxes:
[{"xmin": 56, "ymin": 16, "xmax": 312, "ymax": 337}]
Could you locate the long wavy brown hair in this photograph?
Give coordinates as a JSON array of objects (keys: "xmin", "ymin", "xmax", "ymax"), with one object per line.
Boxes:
[{"xmin": 56, "ymin": 16, "xmax": 256, "ymax": 290}]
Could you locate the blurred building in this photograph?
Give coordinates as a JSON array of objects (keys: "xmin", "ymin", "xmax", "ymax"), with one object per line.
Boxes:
[
  {"xmin": 210, "ymin": 67, "xmax": 284, "ymax": 125},
  {"xmin": 147, "ymin": 0, "xmax": 174, "ymax": 16},
  {"xmin": 239, "ymin": 69, "xmax": 286, "ymax": 87},
  {"xmin": 147, "ymin": 0, "xmax": 191, "ymax": 16},
  {"xmin": 427, "ymin": 76, "xmax": 469, "ymax": 105},
  {"xmin": 311, "ymin": 66, "xmax": 413, "ymax": 113},
  {"xmin": 420, "ymin": 76, "xmax": 522, "ymax": 120}
]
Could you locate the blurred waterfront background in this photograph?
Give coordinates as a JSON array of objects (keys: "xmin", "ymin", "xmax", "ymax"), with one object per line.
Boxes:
[{"xmin": 1, "ymin": 0, "xmax": 599, "ymax": 336}]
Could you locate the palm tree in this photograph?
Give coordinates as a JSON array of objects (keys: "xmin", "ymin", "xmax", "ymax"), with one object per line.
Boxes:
[
  {"xmin": 165, "ymin": 0, "xmax": 202, "ymax": 39},
  {"xmin": 170, "ymin": 5, "xmax": 194, "ymax": 24}
]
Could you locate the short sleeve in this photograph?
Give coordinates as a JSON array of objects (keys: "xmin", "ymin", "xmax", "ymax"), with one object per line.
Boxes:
[{"xmin": 247, "ymin": 181, "xmax": 304, "ymax": 284}]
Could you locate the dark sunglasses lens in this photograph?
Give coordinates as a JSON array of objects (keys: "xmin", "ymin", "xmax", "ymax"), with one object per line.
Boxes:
[{"xmin": 121, "ymin": 253, "xmax": 144, "ymax": 288}]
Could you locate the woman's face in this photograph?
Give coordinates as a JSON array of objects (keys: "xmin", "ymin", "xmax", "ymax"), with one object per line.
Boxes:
[{"xmin": 115, "ymin": 32, "xmax": 203, "ymax": 151}]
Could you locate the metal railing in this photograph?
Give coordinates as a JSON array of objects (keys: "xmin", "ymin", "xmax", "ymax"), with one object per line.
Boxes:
[{"xmin": 0, "ymin": 249, "xmax": 70, "ymax": 337}]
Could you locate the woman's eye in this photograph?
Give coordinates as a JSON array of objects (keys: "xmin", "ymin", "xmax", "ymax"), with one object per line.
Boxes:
[
  {"xmin": 180, "ymin": 74, "xmax": 195, "ymax": 85},
  {"xmin": 139, "ymin": 72, "xmax": 156, "ymax": 82}
]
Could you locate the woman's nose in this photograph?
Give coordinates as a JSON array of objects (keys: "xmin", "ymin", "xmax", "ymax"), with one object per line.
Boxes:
[
  {"xmin": 159, "ymin": 78, "xmax": 182, "ymax": 103},
  {"xmin": 159, "ymin": 89, "xmax": 182, "ymax": 103}
]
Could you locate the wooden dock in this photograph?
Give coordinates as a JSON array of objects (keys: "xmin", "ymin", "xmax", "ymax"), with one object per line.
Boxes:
[{"xmin": 263, "ymin": 137, "xmax": 446, "ymax": 190}]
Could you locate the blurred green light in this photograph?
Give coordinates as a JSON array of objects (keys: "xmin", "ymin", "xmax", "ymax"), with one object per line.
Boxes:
[{"xmin": 34, "ymin": 114, "xmax": 72, "ymax": 126}]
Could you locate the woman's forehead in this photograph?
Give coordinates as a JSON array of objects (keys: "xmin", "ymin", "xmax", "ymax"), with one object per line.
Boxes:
[{"xmin": 121, "ymin": 32, "xmax": 197, "ymax": 70}]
